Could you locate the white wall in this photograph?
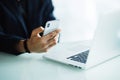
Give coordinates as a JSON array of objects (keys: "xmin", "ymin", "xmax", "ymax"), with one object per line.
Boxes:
[{"xmin": 52, "ymin": 0, "xmax": 120, "ymax": 42}]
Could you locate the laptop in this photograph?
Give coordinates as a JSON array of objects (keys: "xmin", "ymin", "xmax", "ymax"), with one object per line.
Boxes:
[{"xmin": 43, "ymin": 10, "xmax": 120, "ymax": 69}]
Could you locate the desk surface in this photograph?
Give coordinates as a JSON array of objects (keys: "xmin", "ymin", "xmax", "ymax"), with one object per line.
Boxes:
[{"xmin": 0, "ymin": 41, "xmax": 120, "ymax": 80}]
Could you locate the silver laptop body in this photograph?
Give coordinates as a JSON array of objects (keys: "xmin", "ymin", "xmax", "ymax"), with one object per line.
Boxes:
[{"xmin": 43, "ymin": 10, "xmax": 120, "ymax": 69}]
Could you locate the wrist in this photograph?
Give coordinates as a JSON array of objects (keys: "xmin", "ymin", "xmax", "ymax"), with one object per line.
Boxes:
[
  {"xmin": 16, "ymin": 40, "xmax": 31, "ymax": 53},
  {"xmin": 24, "ymin": 39, "xmax": 31, "ymax": 53},
  {"xmin": 16, "ymin": 40, "xmax": 26, "ymax": 52}
]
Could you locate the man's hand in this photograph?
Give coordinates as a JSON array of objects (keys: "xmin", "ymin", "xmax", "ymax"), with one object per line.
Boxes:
[{"xmin": 27, "ymin": 26, "xmax": 60, "ymax": 53}]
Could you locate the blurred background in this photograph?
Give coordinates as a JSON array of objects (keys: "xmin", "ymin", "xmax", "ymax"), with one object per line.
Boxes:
[{"xmin": 52, "ymin": 0, "xmax": 120, "ymax": 42}]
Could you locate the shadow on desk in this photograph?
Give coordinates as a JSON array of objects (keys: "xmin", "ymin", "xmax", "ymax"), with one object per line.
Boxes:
[{"xmin": 0, "ymin": 52, "xmax": 32, "ymax": 63}]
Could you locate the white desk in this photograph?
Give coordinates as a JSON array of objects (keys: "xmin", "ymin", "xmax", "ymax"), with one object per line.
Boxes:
[{"xmin": 0, "ymin": 41, "xmax": 120, "ymax": 80}]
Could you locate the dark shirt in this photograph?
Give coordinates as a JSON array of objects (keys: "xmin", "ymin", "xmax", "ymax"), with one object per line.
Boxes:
[{"xmin": 0, "ymin": 0, "xmax": 55, "ymax": 55}]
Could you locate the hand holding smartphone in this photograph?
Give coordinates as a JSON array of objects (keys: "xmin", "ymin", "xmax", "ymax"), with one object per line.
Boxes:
[
  {"xmin": 43, "ymin": 20, "xmax": 60, "ymax": 42},
  {"xmin": 43, "ymin": 20, "xmax": 60, "ymax": 36}
]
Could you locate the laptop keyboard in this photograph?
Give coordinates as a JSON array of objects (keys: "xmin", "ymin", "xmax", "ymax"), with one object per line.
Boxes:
[{"xmin": 67, "ymin": 50, "xmax": 89, "ymax": 63}]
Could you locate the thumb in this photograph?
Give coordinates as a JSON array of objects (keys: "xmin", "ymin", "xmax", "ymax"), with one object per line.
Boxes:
[{"xmin": 31, "ymin": 26, "xmax": 44, "ymax": 38}]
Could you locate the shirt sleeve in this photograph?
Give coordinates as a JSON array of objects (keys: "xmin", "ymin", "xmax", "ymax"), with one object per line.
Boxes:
[{"xmin": 0, "ymin": 25, "xmax": 24, "ymax": 55}]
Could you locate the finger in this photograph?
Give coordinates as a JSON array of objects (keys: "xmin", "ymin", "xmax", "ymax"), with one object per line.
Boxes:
[
  {"xmin": 39, "ymin": 39, "xmax": 57, "ymax": 52},
  {"xmin": 31, "ymin": 26, "xmax": 44, "ymax": 38},
  {"xmin": 47, "ymin": 40, "xmax": 57, "ymax": 50},
  {"xmin": 43, "ymin": 29, "xmax": 61, "ymax": 41}
]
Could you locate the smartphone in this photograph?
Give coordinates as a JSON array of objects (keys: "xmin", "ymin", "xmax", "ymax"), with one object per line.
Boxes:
[{"xmin": 43, "ymin": 20, "xmax": 60, "ymax": 36}]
